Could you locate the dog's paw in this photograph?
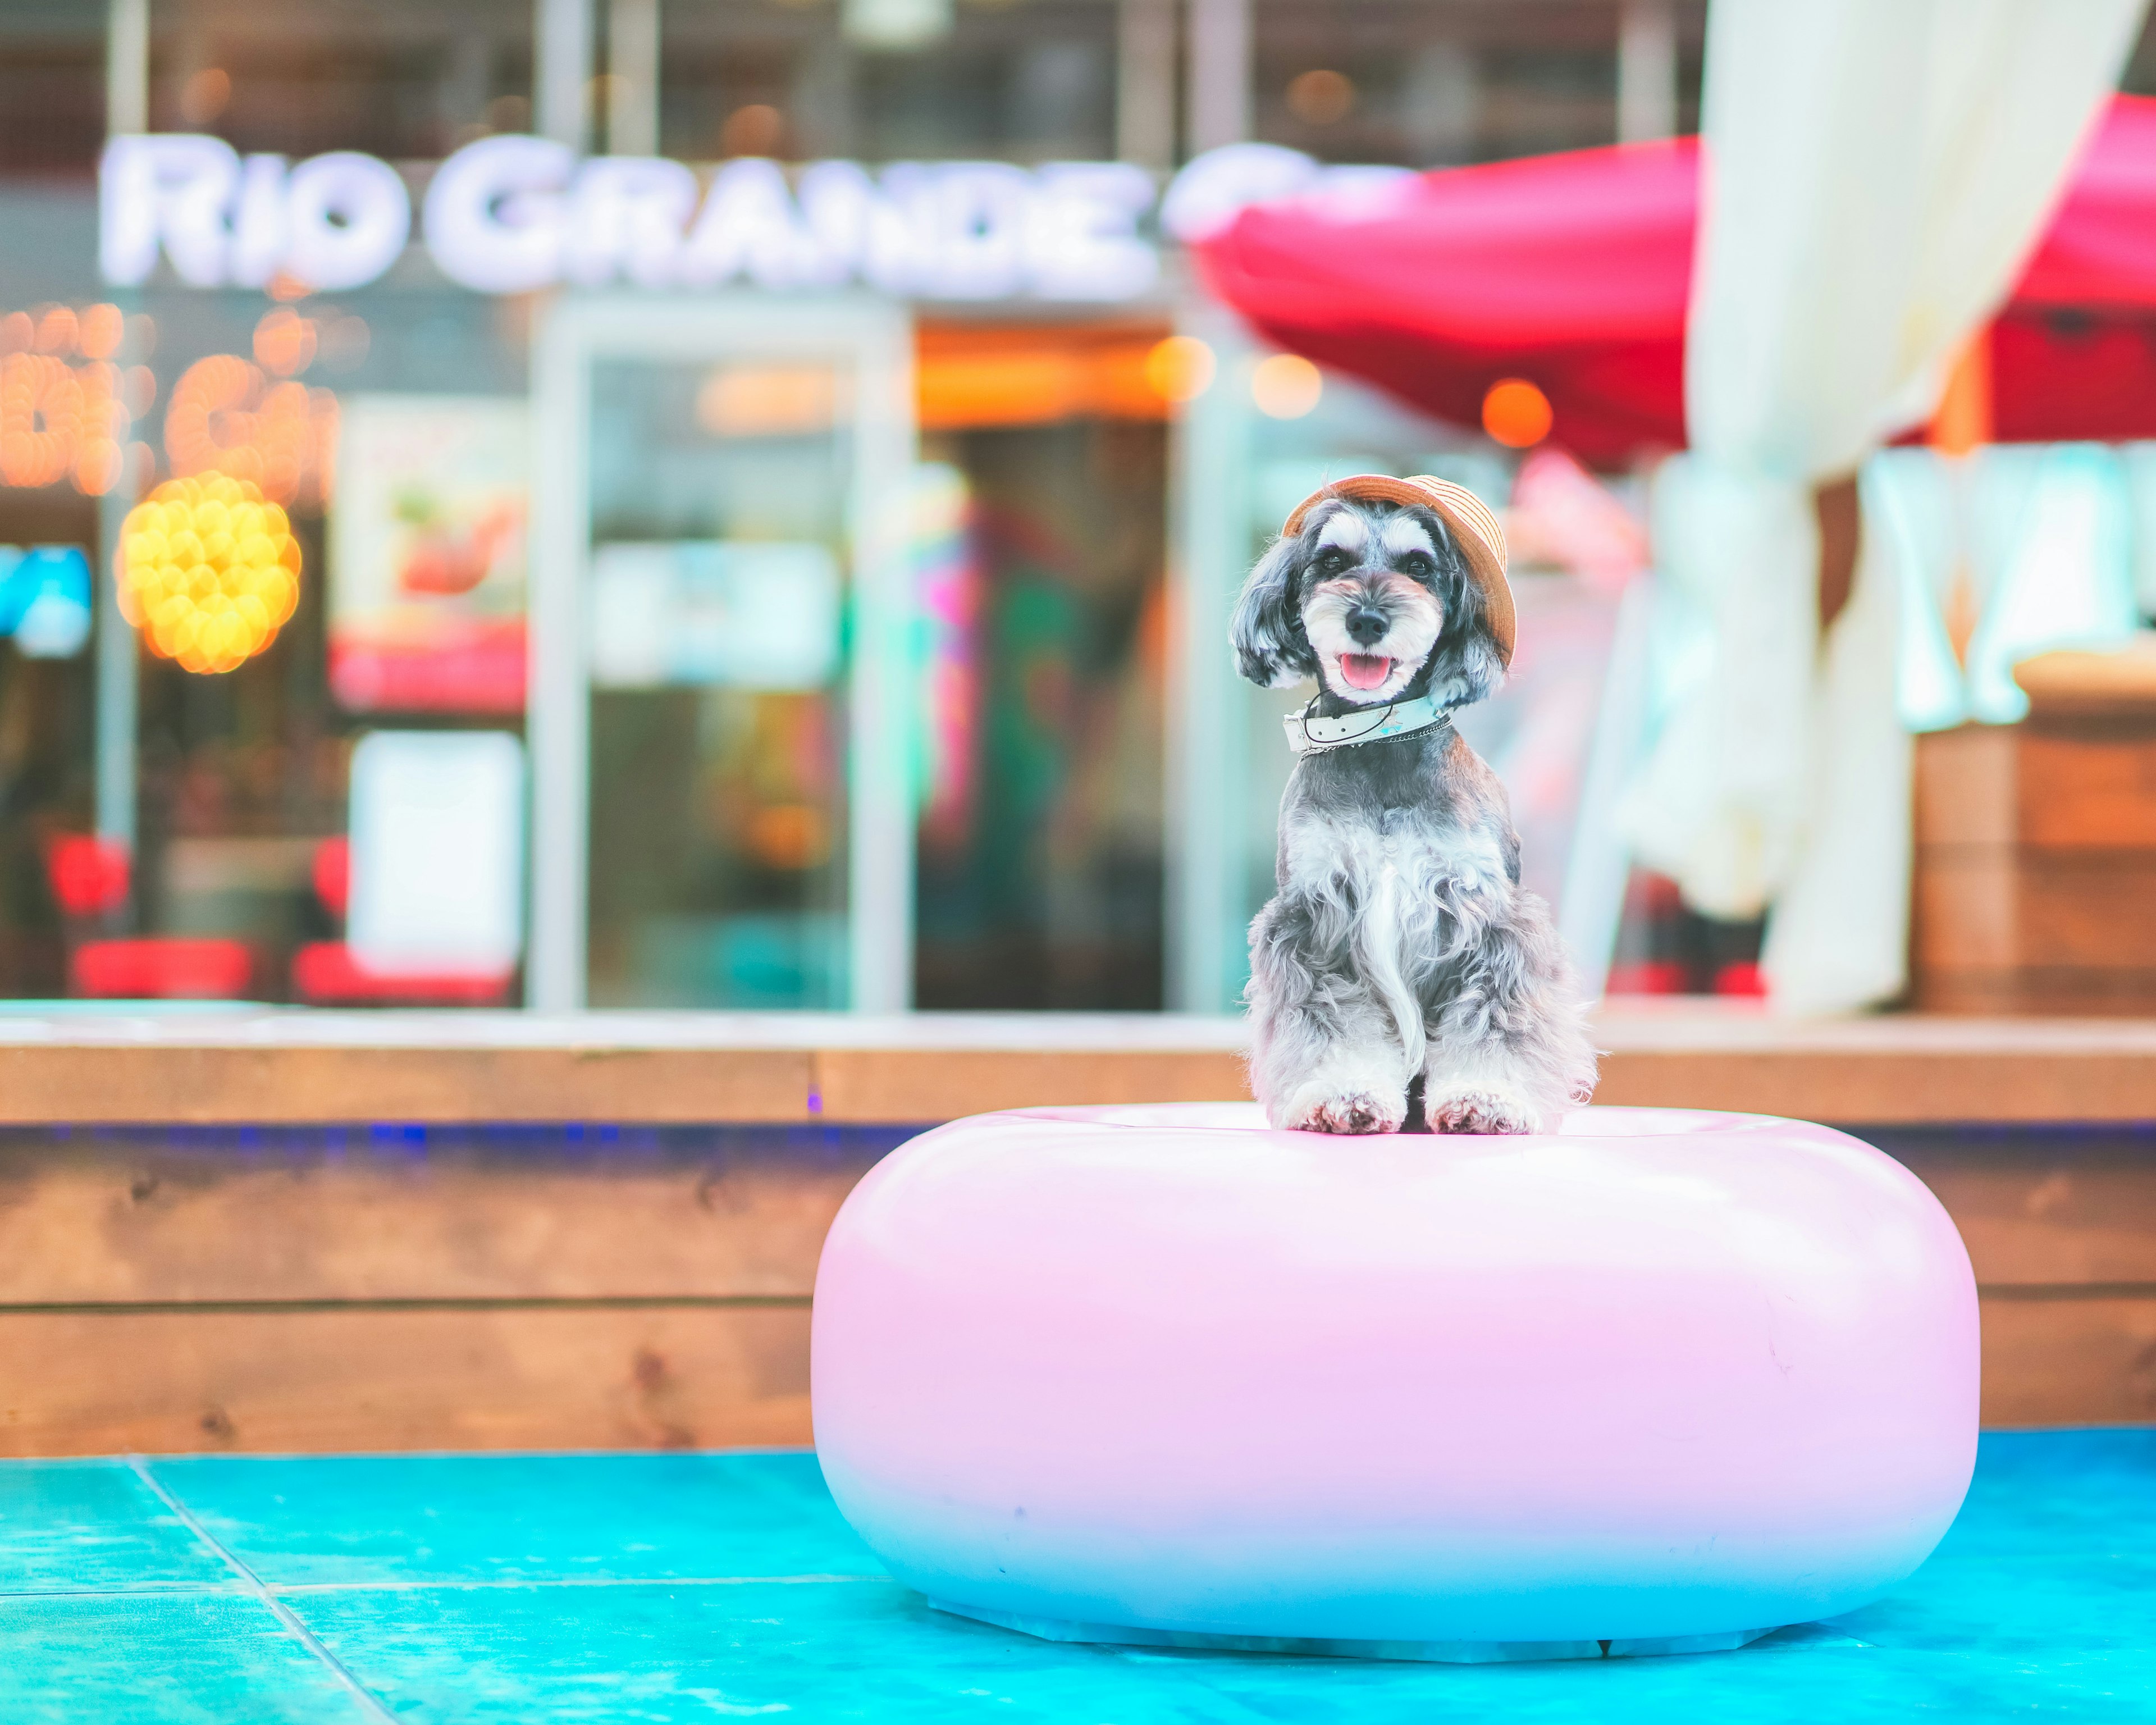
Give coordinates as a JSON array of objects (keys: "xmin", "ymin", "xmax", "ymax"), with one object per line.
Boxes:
[
  {"xmin": 1292, "ymin": 1089, "xmax": 1406, "ymax": 1135},
  {"xmin": 1427, "ymin": 1085, "xmax": 1540, "ymax": 1135}
]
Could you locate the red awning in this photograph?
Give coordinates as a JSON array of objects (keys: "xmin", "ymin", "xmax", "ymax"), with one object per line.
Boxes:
[{"xmin": 1194, "ymin": 94, "xmax": 2156, "ymax": 463}]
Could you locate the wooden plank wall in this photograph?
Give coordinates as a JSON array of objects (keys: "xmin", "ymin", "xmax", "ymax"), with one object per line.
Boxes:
[
  {"xmin": 0, "ymin": 1118, "xmax": 2148, "ymax": 1453},
  {"xmin": 1879, "ymin": 1126, "xmax": 2156, "ymax": 1427},
  {"xmin": 0, "ymin": 1126, "xmax": 901, "ymax": 1456}
]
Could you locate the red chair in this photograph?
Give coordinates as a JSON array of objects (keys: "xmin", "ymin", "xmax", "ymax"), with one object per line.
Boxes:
[
  {"xmin": 291, "ymin": 940, "xmax": 511, "ymax": 1006},
  {"xmin": 71, "ymin": 938, "xmax": 253, "ymax": 1000},
  {"xmin": 45, "ymin": 835, "xmax": 130, "ymax": 918},
  {"xmin": 311, "ymin": 836, "xmax": 351, "ymax": 918},
  {"xmin": 45, "ymin": 836, "xmax": 254, "ymax": 1001}
]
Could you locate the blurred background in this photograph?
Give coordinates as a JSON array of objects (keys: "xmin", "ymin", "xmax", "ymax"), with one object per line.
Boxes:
[{"xmin": 4, "ymin": 0, "xmax": 2156, "ymax": 1019}]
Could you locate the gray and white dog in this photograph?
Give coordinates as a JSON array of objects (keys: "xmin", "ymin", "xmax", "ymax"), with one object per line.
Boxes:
[{"xmin": 1232, "ymin": 475, "xmax": 1597, "ymax": 1135}]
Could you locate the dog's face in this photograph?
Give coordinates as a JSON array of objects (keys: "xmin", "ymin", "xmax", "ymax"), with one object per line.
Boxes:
[{"xmin": 1230, "ymin": 498, "xmax": 1502, "ymax": 709}]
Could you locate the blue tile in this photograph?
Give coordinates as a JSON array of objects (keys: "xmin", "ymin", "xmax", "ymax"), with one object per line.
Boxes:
[
  {"xmin": 0, "ymin": 1591, "xmax": 378, "ymax": 1724},
  {"xmin": 1936, "ymin": 1429, "xmax": 2156, "ymax": 1557},
  {"xmin": 1833, "ymin": 1544, "xmax": 2156, "ymax": 1654},
  {"xmin": 151, "ymin": 1449, "xmax": 880, "ymax": 1586},
  {"xmin": 4, "ymin": 1434, "xmax": 2148, "ymax": 1722},
  {"xmin": 0, "ymin": 1459, "xmax": 236, "ymax": 1595},
  {"xmin": 285, "ymin": 1578, "xmax": 1264, "ymax": 1725},
  {"xmin": 282, "ymin": 1569, "xmax": 2156, "ymax": 1725}
]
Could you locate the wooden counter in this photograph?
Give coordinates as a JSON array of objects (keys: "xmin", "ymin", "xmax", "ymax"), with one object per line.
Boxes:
[
  {"xmin": 6, "ymin": 1002, "xmax": 2156, "ymax": 1123},
  {"xmin": 0, "ymin": 1004, "xmax": 2152, "ymax": 1454}
]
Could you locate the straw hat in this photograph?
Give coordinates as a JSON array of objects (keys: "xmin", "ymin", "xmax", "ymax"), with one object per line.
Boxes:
[{"xmin": 1281, "ymin": 474, "xmax": 1514, "ymax": 667}]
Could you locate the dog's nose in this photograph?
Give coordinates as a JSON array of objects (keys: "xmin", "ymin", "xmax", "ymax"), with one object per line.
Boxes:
[{"xmin": 1345, "ymin": 607, "xmax": 1388, "ymax": 647}]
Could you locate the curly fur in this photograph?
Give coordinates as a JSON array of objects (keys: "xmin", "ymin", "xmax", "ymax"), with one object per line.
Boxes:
[{"xmin": 1234, "ymin": 496, "xmax": 1598, "ymax": 1134}]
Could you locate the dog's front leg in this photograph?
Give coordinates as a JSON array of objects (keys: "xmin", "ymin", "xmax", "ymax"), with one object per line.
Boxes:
[
  {"xmin": 1420, "ymin": 900, "xmax": 1597, "ymax": 1135},
  {"xmin": 1248, "ymin": 895, "xmax": 1410, "ymax": 1134}
]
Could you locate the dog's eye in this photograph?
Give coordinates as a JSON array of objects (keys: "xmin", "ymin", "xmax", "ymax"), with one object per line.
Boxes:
[
  {"xmin": 1313, "ymin": 546, "xmax": 1354, "ymax": 575},
  {"xmin": 1397, "ymin": 550, "xmax": 1436, "ymax": 578}
]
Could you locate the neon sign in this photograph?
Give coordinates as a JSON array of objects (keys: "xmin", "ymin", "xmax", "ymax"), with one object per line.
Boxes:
[
  {"xmin": 0, "ymin": 547, "xmax": 92, "ymax": 659},
  {"xmin": 102, "ymin": 138, "xmax": 412, "ymax": 292},
  {"xmin": 100, "ymin": 134, "xmax": 1162, "ymax": 303}
]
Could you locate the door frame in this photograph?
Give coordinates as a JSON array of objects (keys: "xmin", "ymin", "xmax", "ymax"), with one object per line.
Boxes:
[
  {"xmin": 1163, "ymin": 307, "xmax": 1258, "ymax": 1014},
  {"xmin": 526, "ymin": 293, "xmax": 917, "ymax": 1012}
]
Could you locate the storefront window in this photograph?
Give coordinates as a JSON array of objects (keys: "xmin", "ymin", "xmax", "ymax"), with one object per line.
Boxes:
[
  {"xmin": 0, "ymin": 10, "xmax": 102, "ymax": 175},
  {"xmin": 1251, "ymin": 0, "xmax": 1705, "ymax": 167},
  {"xmin": 143, "ymin": 0, "xmax": 535, "ymax": 161},
  {"xmin": 0, "ymin": 0, "xmax": 1734, "ymax": 1011},
  {"xmin": 102, "ymin": 285, "xmax": 527, "ymax": 1005},
  {"xmin": 663, "ymin": 1, "xmax": 1117, "ymax": 165}
]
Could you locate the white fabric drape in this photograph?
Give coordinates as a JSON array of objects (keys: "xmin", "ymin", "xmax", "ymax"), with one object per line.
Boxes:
[{"xmin": 1625, "ymin": 0, "xmax": 2144, "ymax": 1013}]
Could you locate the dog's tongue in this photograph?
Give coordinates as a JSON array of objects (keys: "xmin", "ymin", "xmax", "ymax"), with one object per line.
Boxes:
[{"xmin": 1340, "ymin": 654, "xmax": 1393, "ymax": 690}]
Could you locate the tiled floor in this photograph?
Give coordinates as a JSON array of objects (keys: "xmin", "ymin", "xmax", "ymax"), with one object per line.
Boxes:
[{"xmin": 3, "ymin": 1433, "xmax": 2152, "ymax": 1722}]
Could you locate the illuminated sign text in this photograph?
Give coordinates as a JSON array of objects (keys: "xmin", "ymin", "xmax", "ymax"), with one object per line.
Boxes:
[{"xmin": 101, "ymin": 135, "xmax": 1162, "ymax": 303}]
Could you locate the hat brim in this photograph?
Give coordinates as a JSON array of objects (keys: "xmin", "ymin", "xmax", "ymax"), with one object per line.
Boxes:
[{"xmin": 1280, "ymin": 474, "xmax": 1515, "ymax": 667}]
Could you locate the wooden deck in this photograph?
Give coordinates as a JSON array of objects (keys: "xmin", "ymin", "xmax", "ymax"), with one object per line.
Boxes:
[{"xmin": 0, "ymin": 1005, "xmax": 2150, "ymax": 1453}]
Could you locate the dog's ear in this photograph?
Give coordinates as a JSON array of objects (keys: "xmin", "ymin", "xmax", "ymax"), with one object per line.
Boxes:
[
  {"xmin": 1230, "ymin": 535, "xmax": 1317, "ymax": 688},
  {"xmin": 1422, "ymin": 532, "xmax": 1506, "ymax": 709}
]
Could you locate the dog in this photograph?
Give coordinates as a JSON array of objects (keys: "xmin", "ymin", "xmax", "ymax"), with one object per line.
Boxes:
[{"xmin": 1232, "ymin": 474, "xmax": 1597, "ymax": 1135}]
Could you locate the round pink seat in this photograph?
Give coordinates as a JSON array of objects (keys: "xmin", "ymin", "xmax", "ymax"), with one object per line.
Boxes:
[{"xmin": 811, "ymin": 1104, "xmax": 1979, "ymax": 1662}]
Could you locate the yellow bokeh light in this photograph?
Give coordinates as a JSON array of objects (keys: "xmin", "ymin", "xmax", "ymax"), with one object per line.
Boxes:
[
  {"xmin": 117, "ymin": 473, "xmax": 300, "ymax": 675},
  {"xmin": 1251, "ymin": 353, "xmax": 1323, "ymax": 419}
]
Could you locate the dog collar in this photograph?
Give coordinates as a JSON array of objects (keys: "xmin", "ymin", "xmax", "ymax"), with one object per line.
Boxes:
[{"xmin": 1283, "ymin": 692, "xmax": 1453, "ymax": 756}]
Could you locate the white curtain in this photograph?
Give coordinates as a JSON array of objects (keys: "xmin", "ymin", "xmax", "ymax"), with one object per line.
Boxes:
[{"xmin": 1624, "ymin": 0, "xmax": 2144, "ymax": 1014}]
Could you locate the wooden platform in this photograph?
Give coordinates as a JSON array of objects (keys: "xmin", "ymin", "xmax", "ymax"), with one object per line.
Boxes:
[
  {"xmin": 1915, "ymin": 720, "xmax": 2156, "ymax": 1014},
  {"xmin": 0, "ymin": 1005, "xmax": 2151, "ymax": 1453}
]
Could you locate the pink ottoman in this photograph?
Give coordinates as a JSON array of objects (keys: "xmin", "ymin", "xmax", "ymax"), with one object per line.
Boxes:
[{"xmin": 811, "ymin": 1104, "xmax": 1979, "ymax": 1662}]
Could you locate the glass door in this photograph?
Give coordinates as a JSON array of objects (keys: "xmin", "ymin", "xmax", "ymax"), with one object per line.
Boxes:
[{"xmin": 528, "ymin": 297, "xmax": 914, "ymax": 1011}]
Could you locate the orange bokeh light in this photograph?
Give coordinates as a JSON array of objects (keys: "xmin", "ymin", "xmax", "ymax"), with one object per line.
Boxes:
[
  {"xmin": 1251, "ymin": 353, "xmax": 1323, "ymax": 418},
  {"xmin": 1482, "ymin": 377, "xmax": 1554, "ymax": 448},
  {"xmin": 32, "ymin": 305, "xmax": 76, "ymax": 356},
  {"xmin": 0, "ymin": 354, "xmax": 82, "ymax": 488},
  {"xmin": 0, "ymin": 307, "xmax": 138, "ymax": 496},
  {"xmin": 79, "ymin": 303, "xmax": 124, "ymax": 362},
  {"xmin": 117, "ymin": 473, "xmax": 302, "ymax": 675},
  {"xmin": 165, "ymin": 354, "xmax": 338, "ymax": 506},
  {"xmin": 747, "ymin": 802, "xmax": 832, "ymax": 871},
  {"xmin": 697, "ymin": 365, "xmax": 845, "ymax": 438},
  {"xmin": 1143, "ymin": 335, "xmax": 1217, "ymax": 404},
  {"xmin": 253, "ymin": 307, "xmax": 318, "ymax": 378}
]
